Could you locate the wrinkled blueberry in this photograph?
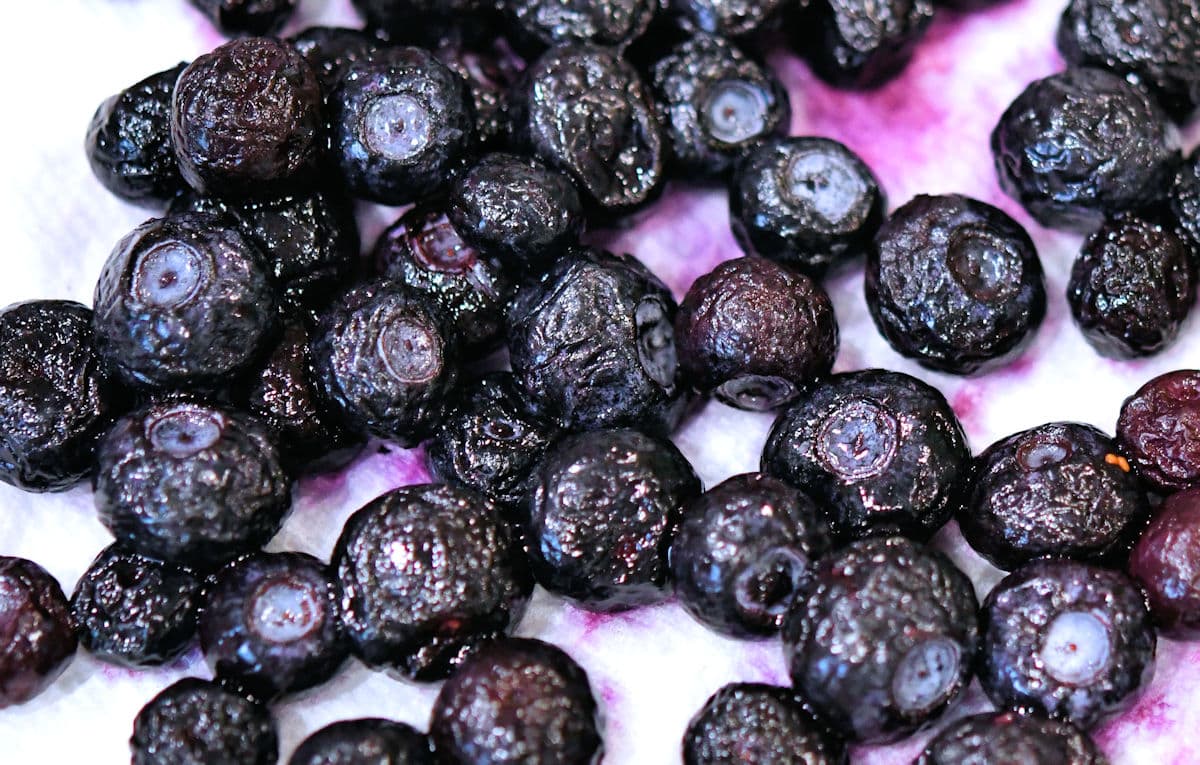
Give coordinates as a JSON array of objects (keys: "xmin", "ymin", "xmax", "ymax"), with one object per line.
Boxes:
[
  {"xmin": 1171, "ymin": 148, "xmax": 1200, "ymax": 250},
  {"xmin": 1117, "ymin": 369, "xmax": 1200, "ymax": 494},
  {"xmin": 670, "ymin": 0, "xmax": 790, "ymax": 37},
  {"xmin": 506, "ymin": 0, "xmax": 658, "ymax": 49},
  {"xmin": 0, "ymin": 557, "xmax": 76, "ymax": 709},
  {"xmin": 333, "ymin": 483, "xmax": 531, "ymax": 681},
  {"xmin": 796, "ymin": 0, "xmax": 934, "ymax": 90},
  {"xmin": 290, "ymin": 719, "xmax": 433, "ymax": 765},
  {"xmin": 131, "ymin": 677, "xmax": 277, "ymax": 765},
  {"xmin": 915, "ymin": 711, "xmax": 1104, "ymax": 765},
  {"xmin": 762, "ymin": 369, "xmax": 971, "ymax": 541},
  {"xmin": 675, "ymin": 256, "xmax": 839, "ymax": 411},
  {"xmin": 289, "ymin": 27, "xmax": 381, "ymax": 95},
  {"xmin": 1129, "ymin": 488, "xmax": 1200, "ymax": 639},
  {"xmin": 435, "ymin": 37, "xmax": 527, "ymax": 149},
  {"xmin": 351, "ymin": 0, "xmax": 487, "ymax": 46},
  {"xmin": 190, "ymin": 0, "xmax": 297, "ymax": 36},
  {"xmin": 867, "ymin": 194, "xmax": 1047, "ymax": 376}
]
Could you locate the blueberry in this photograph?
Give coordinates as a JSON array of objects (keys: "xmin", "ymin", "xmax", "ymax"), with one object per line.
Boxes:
[
  {"xmin": 290, "ymin": 719, "xmax": 433, "ymax": 765},
  {"xmin": 434, "ymin": 38, "xmax": 528, "ymax": 149},
  {"xmin": 730, "ymin": 137, "xmax": 886, "ymax": 277},
  {"xmin": 670, "ymin": 0, "xmax": 791, "ymax": 37},
  {"xmin": 511, "ymin": 44, "xmax": 665, "ymax": 211},
  {"xmin": 0, "ymin": 301, "xmax": 119, "ymax": 492},
  {"xmin": 95, "ymin": 399, "xmax": 291, "ymax": 565},
  {"xmin": 1117, "ymin": 369, "xmax": 1200, "ymax": 494},
  {"xmin": 93, "ymin": 213, "xmax": 278, "ymax": 391},
  {"xmin": 915, "ymin": 711, "xmax": 1104, "ymax": 765},
  {"xmin": 1129, "ymin": 488, "xmax": 1200, "ymax": 639},
  {"xmin": 671, "ymin": 473, "xmax": 832, "ymax": 638},
  {"xmin": 782, "ymin": 536, "xmax": 979, "ymax": 743},
  {"xmin": 992, "ymin": 67, "xmax": 1180, "ymax": 231},
  {"xmin": 330, "ymin": 47, "xmax": 476, "ymax": 205},
  {"xmin": 0, "ymin": 557, "xmax": 76, "ymax": 709},
  {"xmin": 675, "ymin": 256, "xmax": 839, "ymax": 411},
  {"xmin": 70, "ymin": 545, "xmax": 201, "ymax": 667},
  {"xmin": 288, "ymin": 27, "xmax": 381, "ymax": 95},
  {"xmin": 522, "ymin": 428, "xmax": 701, "ymax": 611},
  {"xmin": 372, "ymin": 205, "xmax": 515, "ymax": 355},
  {"xmin": 507, "ymin": 247, "xmax": 685, "ymax": 434},
  {"xmin": 506, "ymin": 0, "xmax": 658, "ymax": 49},
  {"xmin": 448, "ymin": 152, "xmax": 585, "ymax": 271},
  {"xmin": 85, "ymin": 63, "xmax": 188, "ymax": 207},
  {"xmin": 333, "ymin": 483, "xmax": 531, "ymax": 681},
  {"xmin": 426, "ymin": 372, "xmax": 563, "ymax": 509},
  {"xmin": 190, "ymin": 0, "xmax": 297, "ymax": 36},
  {"xmin": 311, "ymin": 280, "xmax": 458, "ymax": 445},
  {"xmin": 430, "ymin": 637, "xmax": 603, "ymax": 765},
  {"xmin": 796, "ymin": 0, "xmax": 935, "ymax": 90},
  {"xmin": 1067, "ymin": 213, "xmax": 1196, "ymax": 359},
  {"xmin": 866, "ymin": 194, "xmax": 1047, "ymax": 376},
  {"xmin": 979, "ymin": 558, "xmax": 1155, "ymax": 729},
  {"xmin": 762, "ymin": 369, "xmax": 971, "ymax": 541},
  {"xmin": 960, "ymin": 422, "xmax": 1149, "ymax": 571},
  {"xmin": 683, "ymin": 683, "xmax": 844, "ymax": 765},
  {"xmin": 351, "ymin": 0, "xmax": 487, "ymax": 46},
  {"xmin": 1170, "ymin": 148, "xmax": 1200, "ymax": 251},
  {"xmin": 131, "ymin": 678, "xmax": 277, "ymax": 765}
]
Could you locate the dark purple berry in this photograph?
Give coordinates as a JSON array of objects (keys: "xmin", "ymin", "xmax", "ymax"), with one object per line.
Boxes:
[
  {"xmin": 1117, "ymin": 369, "xmax": 1200, "ymax": 494},
  {"xmin": 171, "ymin": 38, "xmax": 323, "ymax": 197},
  {"xmin": 333, "ymin": 483, "xmax": 532, "ymax": 681},
  {"xmin": 93, "ymin": 213, "xmax": 278, "ymax": 390},
  {"xmin": 522, "ymin": 428, "xmax": 701, "ymax": 612},
  {"xmin": 289, "ymin": 27, "xmax": 381, "ymax": 95},
  {"xmin": 1129, "ymin": 488, "xmax": 1200, "ymax": 639},
  {"xmin": 0, "ymin": 301, "xmax": 118, "ymax": 492},
  {"xmin": 762, "ymin": 369, "xmax": 971, "ymax": 541},
  {"xmin": 85, "ymin": 63, "xmax": 188, "ymax": 207},
  {"xmin": 730, "ymin": 137, "xmax": 885, "ymax": 277},
  {"xmin": 95, "ymin": 399, "xmax": 291, "ymax": 565},
  {"xmin": 131, "ymin": 678, "xmax": 277, "ymax": 765},
  {"xmin": 670, "ymin": 0, "xmax": 790, "ymax": 37},
  {"xmin": 1067, "ymin": 214, "xmax": 1196, "ymax": 359},
  {"xmin": 505, "ymin": 0, "xmax": 658, "ymax": 49},
  {"xmin": 70, "ymin": 545, "xmax": 201, "ymax": 667},
  {"xmin": 915, "ymin": 711, "xmax": 1104, "ymax": 765},
  {"xmin": 671, "ymin": 473, "xmax": 832, "ymax": 638},
  {"xmin": 1171, "ymin": 148, "xmax": 1200, "ymax": 251},
  {"xmin": 0, "ymin": 557, "xmax": 76, "ymax": 708},
  {"xmin": 507, "ymin": 247, "xmax": 684, "ymax": 434},
  {"xmin": 991, "ymin": 67, "xmax": 1179, "ymax": 231},
  {"xmin": 430, "ymin": 637, "xmax": 603, "ymax": 765},
  {"xmin": 782, "ymin": 536, "xmax": 979, "ymax": 744},
  {"xmin": 866, "ymin": 194, "xmax": 1047, "ymax": 376},
  {"xmin": 980, "ymin": 558, "xmax": 1156, "ymax": 729},
  {"xmin": 434, "ymin": 38, "xmax": 527, "ymax": 149},
  {"xmin": 190, "ymin": 0, "xmax": 298, "ymax": 36},
  {"xmin": 289, "ymin": 719, "xmax": 433, "ymax": 765},
  {"xmin": 351, "ymin": 0, "xmax": 487, "ymax": 46},
  {"xmin": 795, "ymin": 0, "xmax": 934, "ymax": 90},
  {"xmin": 683, "ymin": 683, "xmax": 844, "ymax": 765},
  {"xmin": 675, "ymin": 256, "xmax": 839, "ymax": 411}
]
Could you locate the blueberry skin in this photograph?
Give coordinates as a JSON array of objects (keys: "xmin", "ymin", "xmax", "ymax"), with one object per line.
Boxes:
[
  {"xmin": 333, "ymin": 483, "xmax": 532, "ymax": 681},
  {"xmin": 1171, "ymin": 148, "xmax": 1200, "ymax": 252},
  {"xmin": 796, "ymin": 0, "xmax": 935, "ymax": 90},
  {"xmin": 434, "ymin": 38, "xmax": 528, "ymax": 150},
  {"xmin": 289, "ymin": 719, "xmax": 434, "ymax": 765},
  {"xmin": 288, "ymin": 27, "xmax": 381, "ymax": 96},
  {"xmin": 1117, "ymin": 369, "xmax": 1200, "ymax": 494},
  {"xmin": 190, "ymin": 0, "xmax": 298, "ymax": 36},
  {"xmin": 0, "ymin": 301, "xmax": 119, "ymax": 492},
  {"xmin": 93, "ymin": 213, "xmax": 278, "ymax": 391},
  {"xmin": 0, "ymin": 557, "xmax": 76, "ymax": 709},
  {"xmin": 915, "ymin": 711, "xmax": 1104, "ymax": 765},
  {"xmin": 505, "ymin": 0, "xmax": 659, "ymax": 50},
  {"xmin": 85, "ymin": 63, "xmax": 188, "ymax": 207},
  {"xmin": 351, "ymin": 0, "xmax": 488, "ymax": 46},
  {"xmin": 131, "ymin": 678, "xmax": 278, "ymax": 765},
  {"xmin": 1129, "ymin": 489, "xmax": 1200, "ymax": 640},
  {"xmin": 670, "ymin": 0, "xmax": 791, "ymax": 38}
]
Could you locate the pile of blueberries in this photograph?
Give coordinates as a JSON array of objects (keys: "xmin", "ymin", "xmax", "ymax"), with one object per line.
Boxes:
[{"xmin": 1, "ymin": 0, "xmax": 1199, "ymax": 762}]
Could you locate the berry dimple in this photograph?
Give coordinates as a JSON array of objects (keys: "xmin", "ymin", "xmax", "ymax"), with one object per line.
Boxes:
[
  {"xmin": 147, "ymin": 405, "xmax": 224, "ymax": 458},
  {"xmin": 364, "ymin": 95, "xmax": 433, "ymax": 161}
]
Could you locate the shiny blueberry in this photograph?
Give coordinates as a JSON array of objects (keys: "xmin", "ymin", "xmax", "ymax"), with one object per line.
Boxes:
[
  {"xmin": 915, "ymin": 711, "xmax": 1104, "ymax": 765},
  {"xmin": 1117, "ymin": 369, "xmax": 1200, "ymax": 494},
  {"xmin": 683, "ymin": 683, "xmax": 844, "ymax": 765},
  {"xmin": 190, "ymin": 0, "xmax": 297, "ymax": 36},
  {"xmin": 1129, "ymin": 488, "xmax": 1200, "ymax": 639},
  {"xmin": 670, "ymin": 0, "xmax": 790, "ymax": 37},
  {"xmin": 289, "ymin": 719, "xmax": 434, "ymax": 765},
  {"xmin": 131, "ymin": 678, "xmax": 278, "ymax": 765},
  {"xmin": 0, "ymin": 557, "xmax": 76, "ymax": 709},
  {"xmin": 796, "ymin": 0, "xmax": 934, "ymax": 89}
]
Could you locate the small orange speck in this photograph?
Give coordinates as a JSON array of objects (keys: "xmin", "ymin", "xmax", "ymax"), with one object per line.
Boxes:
[{"xmin": 1105, "ymin": 454, "xmax": 1131, "ymax": 472}]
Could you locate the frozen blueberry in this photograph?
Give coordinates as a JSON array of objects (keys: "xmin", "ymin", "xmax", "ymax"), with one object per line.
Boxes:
[
  {"xmin": 200, "ymin": 552, "xmax": 346, "ymax": 700},
  {"xmin": 426, "ymin": 373, "xmax": 563, "ymax": 509},
  {"xmin": 522, "ymin": 428, "xmax": 701, "ymax": 611},
  {"xmin": 992, "ymin": 67, "xmax": 1180, "ymax": 231},
  {"xmin": 651, "ymin": 34, "xmax": 789, "ymax": 178},
  {"xmin": 85, "ymin": 63, "xmax": 188, "ymax": 207},
  {"xmin": 730, "ymin": 137, "xmax": 885, "ymax": 277},
  {"xmin": 435, "ymin": 37, "xmax": 528, "ymax": 149},
  {"xmin": 171, "ymin": 38, "xmax": 323, "ymax": 196},
  {"xmin": 979, "ymin": 558, "xmax": 1155, "ymax": 729},
  {"xmin": 506, "ymin": 0, "xmax": 658, "ymax": 49},
  {"xmin": 867, "ymin": 194, "xmax": 1047, "ymax": 376},
  {"xmin": 796, "ymin": 0, "xmax": 935, "ymax": 90},
  {"xmin": 961, "ymin": 422, "xmax": 1149, "ymax": 571},
  {"xmin": 372, "ymin": 205, "xmax": 514, "ymax": 355},
  {"xmin": 131, "ymin": 678, "xmax": 277, "ymax": 765},
  {"xmin": 289, "ymin": 27, "xmax": 381, "ymax": 95},
  {"xmin": 430, "ymin": 637, "xmax": 603, "ymax": 765},
  {"xmin": 351, "ymin": 0, "xmax": 487, "ymax": 46},
  {"xmin": 1129, "ymin": 488, "xmax": 1200, "ymax": 639},
  {"xmin": 290, "ymin": 719, "xmax": 433, "ymax": 765},
  {"xmin": 330, "ymin": 47, "xmax": 475, "ymax": 205},
  {"xmin": 1117, "ymin": 369, "xmax": 1200, "ymax": 494},
  {"xmin": 507, "ymin": 247, "xmax": 684, "ymax": 434},
  {"xmin": 190, "ymin": 0, "xmax": 297, "ymax": 36},
  {"xmin": 1067, "ymin": 213, "xmax": 1196, "ymax": 359},
  {"xmin": 915, "ymin": 711, "xmax": 1104, "ymax": 765},
  {"xmin": 0, "ymin": 301, "xmax": 118, "ymax": 492},
  {"xmin": 70, "ymin": 545, "xmax": 201, "ymax": 667},
  {"xmin": 93, "ymin": 213, "xmax": 278, "ymax": 390},
  {"xmin": 333, "ymin": 483, "xmax": 531, "ymax": 681},
  {"xmin": 1057, "ymin": 0, "xmax": 1200, "ymax": 119},
  {"xmin": 671, "ymin": 473, "xmax": 832, "ymax": 638},
  {"xmin": 448, "ymin": 152, "xmax": 585, "ymax": 270},
  {"xmin": 670, "ymin": 0, "xmax": 790, "ymax": 37},
  {"xmin": 0, "ymin": 557, "xmax": 76, "ymax": 709},
  {"xmin": 1171, "ymin": 149, "xmax": 1200, "ymax": 250},
  {"xmin": 683, "ymin": 683, "xmax": 843, "ymax": 765},
  {"xmin": 511, "ymin": 44, "xmax": 665, "ymax": 211},
  {"xmin": 783, "ymin": 536, "xmax": 979, "ymax": 744},
  {"xmin": 675, "ymin": 256, "xmax": 839, "ymax": 411},
  {"xmin": 311, "ymin": 280, "xmax": 458, "ymax": 446},
  {"xmin": 762, "ymin": 369, "xmax": 971, "ymax": 541},
  {"xmin": 95, "ymin": 399, "xmax": 291, "ymax": 565}
]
